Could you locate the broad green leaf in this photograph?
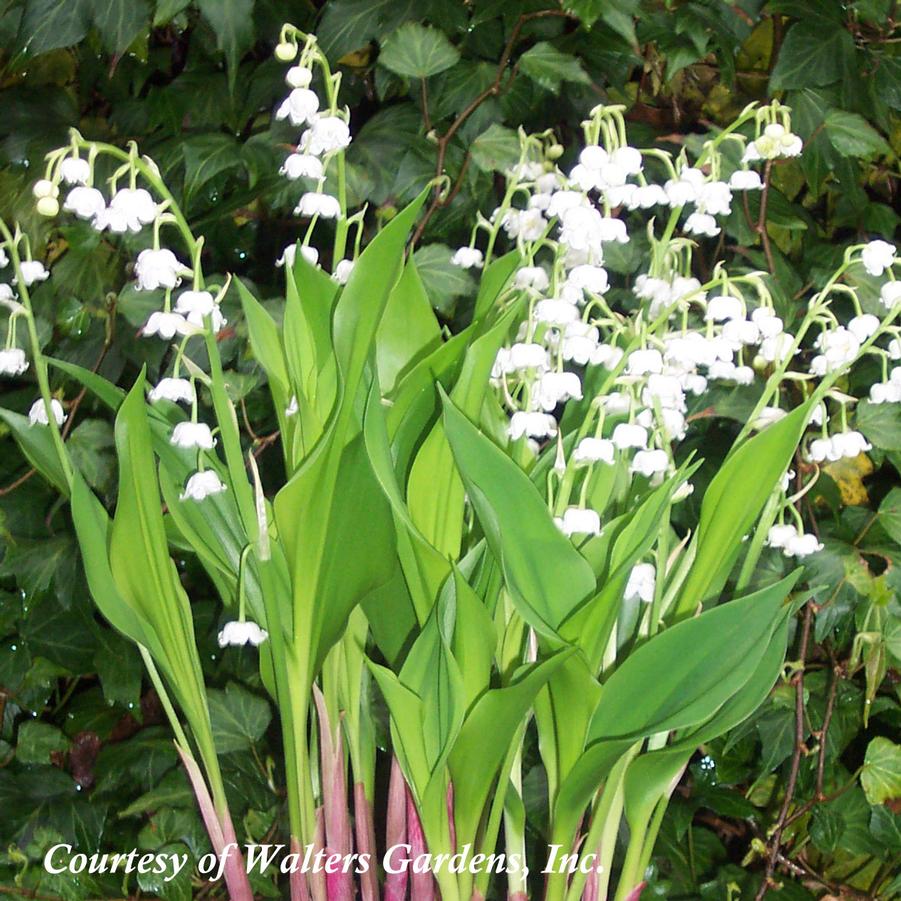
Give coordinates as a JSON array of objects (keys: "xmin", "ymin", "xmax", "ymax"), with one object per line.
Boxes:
[
  {"xmin": 519, "ymin": 42, "xmax": 590, "ymax": 94},
  {"xmin": 119, "ymin": 769, "xmax": 193, "ymax": 817},
  {"xmin": 591, "ymin": 572, "xmax": 800, "ymax": 741},
  {"xmin": 824, "ymin": 111, "xmax": 890, "ymax": 157},
  {"xmin": 398, "ymin": 602, "xmax": 465, "ymax": 773},
  {"xmin": 441, "ymin": 389, "xmax": 596, "ymax": 638},
  {"xmin": 447, "ymin": 651, "xmax": 574, "ymax": 845},
  {"xmin": 16, "ymin": 721, "xmax": 68, "ymax": 765},
  {"xmin": 275, "ymin": 189, "xmax": 428, "ymax": 677},
  {"xmin": 17, "ymin": 0, "xmax": 91, "ymax": 54},
  {"xmin": 376, "ymin": 259, "xmax": 442, "ymax": 394},
  {"xmin": 236, "ymin": 279, "xmax": 289, "ymax": 397},
  {"xmin": 861, "ymin": 737, "xmax": 901, "ymax": 805},
  {"xmin": 182, "ymin": 133, "xmax": 243, "ymax": 202},
  {"xmin": 196, "ymin": 0, "xmax": 255, "ymax": 90},
  {"xmin": 407, "ymin": 301, "xmax": 523, "ymax": 560},
  {"xmin": 68, "ymin": 419, "xmax": 115, "ymax": 492},
  {"xmin": 446, "ymin": 568, "xmax": 497, "ymax": 712},
  {"xmin": 770, "ymin": 23, "xmax": 855, "ymax": 90},
  {"xmin": 470, "ymin": 124, "xmax": 521, "ymax": 174},
  {"xmin": 208, "ymin": 682, "xmax": 271, "ymax": 754},
  {"xmin": 675, "ymin": 403, "xmax": 811, "ymax": 614},
  {"xmin": 90, "ymin": 0, "xmax": 150, "ymax": 53},
  {"xmin": 879, "ymin": 487, "xmax": 901, "ymax": 545},
  {"xmin": 533, "ymin": 651, "xmax": 603, "ymax": 799},
  {"xmin": 94, "ymin": 630, "xmax": 143, "ymax": 710},
  {"xmin": 412, "ymin": 243, "xmax": 476, "ymax": 318},
  {"xmin": 362, "ymin": 382, "xmax": 451, "ymax": 627},
  {"xmin": 317, "ymin": 0, "xmax": 420, "ymax": 61},
  {"xmin": 623, "ymin": 616, "xmax": 791, "ymax": 828},
  {"xmin": 46, "ymin": 357, "xmax": 126, "ymax": 410},
  {"xmin": 379, "ymin": 22, "xmax": 461, "ymax": 79},
  {"xmin": 856, "ymin": 398, "xmax": 901, "ymax": 450},
  {"xmin": 472, "ymin": 249, "xmax": 522, "ymax": 323},
  {"xmin": 0, "ymin": 407, "xmax": 70, "ymax": 496},
  {"xmin": 561, "ymin": 469, "xmax": 695, "ymax": 667},
  {"xmin": 71, "ymin": 474, "xmax": 154, "ymax": 650}
]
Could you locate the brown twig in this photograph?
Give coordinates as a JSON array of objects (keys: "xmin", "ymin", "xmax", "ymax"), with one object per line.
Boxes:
[
  {"xmin": 757, "ymin": 160, "xmax": 776, "ymax": 274},
  {"xmin": 0, "ymin": 467, "xmax": 37, "ymax": 495},
  {"xmin": 410, "ymin": 9, "xmax": 571, "ymax": 247},
  {"xmin": 755, "ymin": 602, "xmax": 813, "ymax": 901}
]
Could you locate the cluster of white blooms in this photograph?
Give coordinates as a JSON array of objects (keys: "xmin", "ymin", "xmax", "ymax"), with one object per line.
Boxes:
[
  {"xmin": 273, "ymin": 29, "xmax": 355, "ymax": 286},
  {"xmin": 765, "ymin": 524, "xmax": 823, "ymax": 559},
  {"xmin": 24, "ymin": 141, "xmax": 235, "ymax": 501},
  {"xmin": 460, "ymin": 102, "xmax": 901, "ymax": 561}
]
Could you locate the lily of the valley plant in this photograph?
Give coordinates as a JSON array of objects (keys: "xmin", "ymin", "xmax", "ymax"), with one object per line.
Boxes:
[{"xmin": 2, "ymin": 24, "xmax": 900, "ymax": 901}]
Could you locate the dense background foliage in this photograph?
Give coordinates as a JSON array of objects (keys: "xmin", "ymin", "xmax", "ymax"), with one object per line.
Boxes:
[{"xmin": 0, "ymin": 0, "xmax": 900, "ymax": 898}]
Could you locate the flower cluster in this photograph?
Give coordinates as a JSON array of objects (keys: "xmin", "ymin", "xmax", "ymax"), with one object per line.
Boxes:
[
  {"xmin": 14, "ymin": 139, "xmax": 237, "ymax": 505},
  {"xmin": 273, "ymin": 27, "xmax": 356, "ymax": 289},
  {"xmin": 451, "ymin": 101, "xmax": 900, "ymax": 571}
]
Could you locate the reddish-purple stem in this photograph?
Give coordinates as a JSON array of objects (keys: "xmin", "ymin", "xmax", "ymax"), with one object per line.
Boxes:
[
  {"xmin": 314, "ymin": 688, "xmax": 354, "ymax": 901},
  {"xmin": 406, "ymin": 789, "xmax": 435, "ymax": 901},
  {"xmin": 446, "ymin": 782, "xmax": 457, "ymax": 852},
  {"xmin": 290, "ymin": 835, "xmax": 313, "ymax": 901},
  {"xmin": 624, "ymin": 881, "xmax": 647, "ymax": 901},
  {"xmin": 384, "ymin": 758, "xmax": 409, "ymax": 901},
  {"xmin": 354, "ymin": 783, "xmax": 379, "ymax": 901},
  {"xmin": 176, "ymin": 746, "xmax": 254, "ymax": 901}
]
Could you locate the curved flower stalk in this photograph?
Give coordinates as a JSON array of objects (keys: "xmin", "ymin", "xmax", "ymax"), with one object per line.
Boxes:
[{"xmin": 1, "ymin": 138, "xmax": 257, "ymax": 901}]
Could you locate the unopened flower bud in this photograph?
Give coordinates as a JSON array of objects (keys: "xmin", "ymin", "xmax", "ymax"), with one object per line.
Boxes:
[
  {"xmin": 36, "ymin": 196, "xmax": 59, "ymax": 217},
  {"xmin": 275, "ymin": 41, "xmax": 297, "ymax": 62},
  {"xmin": 32, "ymin": 179, "xmax": 58, "ymax": 199}
]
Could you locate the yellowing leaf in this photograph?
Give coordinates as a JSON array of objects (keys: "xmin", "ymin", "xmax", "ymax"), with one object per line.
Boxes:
[{"xmin": 823, "ymin": 452, "xmax": 874, "ymax": 505}]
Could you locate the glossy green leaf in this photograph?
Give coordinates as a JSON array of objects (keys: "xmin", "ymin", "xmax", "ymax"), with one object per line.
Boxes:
[
  {"xmin": 675, "ymin": 403, "xmax": 811, "ymax": 614},
  {"xmin": 591, "ymin": 571, "xmax": 800, "ymax": 742},
  {"xmin": 441, "ymin": 389, "xmax": 596, "ymax": 638},
  {"xmin": 379, "ymin": 22, "xmax": 461, "ymax": 79},
  {"xmin": 0, "ymin": 407, "xmax": 70, "ymax": 496},
  {"xmin": 46, "ymin": 358, "xmax": 126, "ymax": 410}
]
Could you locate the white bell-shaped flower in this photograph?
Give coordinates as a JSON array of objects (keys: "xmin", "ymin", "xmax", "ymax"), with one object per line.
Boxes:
[
  {"xmin": 95, "ymin": 188, "xmax": 157, "ymax": 233},
  {"xmin": 300, "ymin": 115, "xmax": 351, "ymax": 155},
  {"xmin": 28, "ymin": 397, "xmax": 65, "ymax": 426},
  {"xmin": 0, "ymin": 348, "xmax": 28, "ymax": 376},
  {"xmin": 181, "ymin": 470, "xmax": 227, "ymax": 502},
  {"xmin": 174, "ymin": 289, "xmax": 226, "ymax": 331},
  {"xmin": 333, "ymin": 259, "xmax": 355, "ymax": 284},
  {"xmin": 218, "ymin": 620, "xmax": 268, "ymax": 647},
  {"xmin": 573, "ymin": 437, "xmax": 615, "ymax": 465},
  {"xmin": 275, "ymin": 88, "xmax": 320, "ymax": 126},
  {"xmin": 295, "ymin": 192, "xmax": 341, "ymax": 219},
  {"xmin": 149, "ymin": 377, "xmax": 195, "ymax": 404},
  {"xmin": 630, "ymin": 448, "xmax": 669, "ymax": 477},
  {"xmin": 142, "ymin": 311, "xmax": 194, "ymax": 340},
  {"xmin": 280, "ymin": 153, "xmax": 324, "ymax": 180},
  {"xmin": 135, "ymin": 249, "xmax": 191, "ymax": 291},
  {"xmin": 555, "ymin": 506, "xmax": 601, "ymax": 537},
  {"xmin": 16, "ymin": 261, "xmax": 49, "ymax": 286},
  {"xmin": 624, "ymin": 563, "xmax": 656, "ymax": 602},
  {"xmin": 63, "ymin": 186, "xmax": 106, "ymax": 220},
  {"xmin": 170, "ymin": 421, "xmax": 216, "ymax": 450},
  {"xmin": 508, "ymin": 411, "xmax": 557, "ymax": 440},
  {"xmin": 861, "ymin": 240, "xmax": 896, "ymax": 277},
  {"xmin": 60, "ymin": 157, "xmax": 91, "ymax": 185},
  {"xmin": 880, "ymin": 281, "xmax": 901, "ymax": 309},
  {"xmin": 451, "ymin": 247, "xmax": 484, "ymax": 270},
  {"xmin": 612, "ymin": 423, "xmax": 648, "ymax": 449}
]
